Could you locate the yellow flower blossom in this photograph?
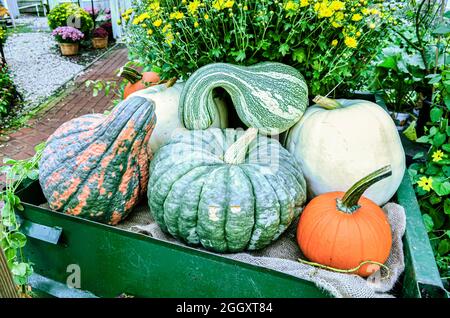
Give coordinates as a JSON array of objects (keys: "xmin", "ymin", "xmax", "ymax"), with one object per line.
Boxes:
[
  {"xmin": 300, "ymin": 0, "xmax": 309, "ymax": 7},
  {"xmin": 417, "ymin": 176, "xmax": 433, "ymax": 192},
  {"xmin": 194, "ymin": 21, "xmax": 199, "ymax": 28},
  {"xmin": 153, "ymin": 19, "xmax": 162, "ymax": 27},
  {"xmin": 369, "ymin": 22, "xmax": 376, "ymax": 29},
  {"xmin": 243, "ymin": 5, "xmax": 248, "ymax": 10},
  {"xmin": 331, "ymin": 39, "xmax": 338, "ymax": 46},
  {"xmin": 361, "ymin": 8, "xmax": 369, "ymax": 15},
  {"xmin": 212, "ymin": 0, "xmax": 225, "ymax": 10},
  {"xmin": 147, "ymin": 29, "xmax": 153, "ymax": 35},
  {"xmin": 332, "ymin": 21, "xmax": 342, "ymax": 28},
  {"xmin": 356, "ymin": 31, "xmax": 361, "ymax": 37},
  {"xmin": 162, "ymin": 24, "xmax": 171, "ymax": 33},
  {"xmin": 224, "ymin": 0, "xmax": 235, "ymax": 8},
  {"xmin": 188, "ymin": 0, "xmax": 201, "ymax": 15},
  {"xmin": 284, "ymin": 1, "xmax": 299, "ymax": 11},
  {"xmin": 329, "ymin": 1, "xmax": 344, "ymax": 11},
  {"xmin": 335, "ymin": 11, "xmax": 344, "ymax": 21},
  {"xmin": 165, "ymin": 31, "xmax": 174, "ymax": 46},
  {"xmin": 432, "ymin": 150, "xmax": 445, "ymax": 162},
  {"xmin": 149, "ymin": 1, "xmax": 160, "ymax": 13},
  {"xmin": 352, "ymin": 13, "xmax": 363, "ymax": 21},
  {"xmin": 344, "ymin": 36, "xmax": 358, "ymax": 48},
  {"xmin": 204, "ymin": 14, "xmax": 209, "ymax": 20},
  {"xmin": 170, "ymin": 11, "xmax": 184, "ymax": 20}
]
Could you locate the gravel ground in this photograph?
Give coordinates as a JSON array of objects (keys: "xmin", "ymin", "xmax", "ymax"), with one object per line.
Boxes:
[{"xmin": 3, "ymin": 32, "xmax": 84, "ymax": 110}]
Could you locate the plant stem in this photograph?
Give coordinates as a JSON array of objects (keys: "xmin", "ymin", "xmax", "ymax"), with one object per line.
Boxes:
[
  {"xmin": 312, "ymin": 96, "xmax": 342, "ymax": 110},
  {"xmin": 224, "ymin": 128, "xmax": 258, "ymax": 164},
  {"xmin": 338, "ymin": 166, "xmax": 392, "ymax": 213},
  {"xmin": 119, "ymin": 66, "xmax": 142, "ymax": 84}
]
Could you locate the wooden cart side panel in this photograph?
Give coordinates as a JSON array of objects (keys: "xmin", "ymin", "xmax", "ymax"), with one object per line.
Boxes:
[
  {"xmin": 18, "ymin": 203, "xmax": 330, "ymax": 298},
  {"xmin": 396, "ymin": 172, "xmax": 447, "ymax": 298}
]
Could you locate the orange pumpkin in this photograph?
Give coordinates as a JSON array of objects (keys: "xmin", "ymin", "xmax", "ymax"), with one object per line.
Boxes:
[
  {"xmin": 120, "ymin": 66, "xmax": 160, "ymax": 99},
  {"xmin": 297, "ymin": 165, "xmax": 393, "ymax": 277}
]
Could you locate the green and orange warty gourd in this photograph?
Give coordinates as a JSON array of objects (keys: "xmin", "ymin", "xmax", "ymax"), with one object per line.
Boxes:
[
  {"xmin": 39, "ymin": 97, "xmax": 156, "ymax": 225},
  {"xmin": 297, "ymin": 166, "xmax": 393, "ymax": 277},
  {"xmin": 148, "ymin": 128, "xmax": 307, "ymax": 252}
]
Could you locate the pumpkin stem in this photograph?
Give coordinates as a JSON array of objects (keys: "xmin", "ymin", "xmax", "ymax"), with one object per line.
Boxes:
[
  {"xmin": 119, "ymin": 66, "xmax": 143, "ymax": 84},
  {"xmin": 224, "ymin": 128, "xmax": 258, "ymax": 165},
  {"xmin": 313, "ymin": 96, "xmax": 342, "ymax": 110},
  {"xmin": 338, "ymin": 165, "xmax": 392, "ymax": 213},
  {"xmin": 166, "ymin": 77, "xmax": 178, "ymax": 88}
]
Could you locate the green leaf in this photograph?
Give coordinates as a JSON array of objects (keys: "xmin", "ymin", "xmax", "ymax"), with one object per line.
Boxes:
[
  {"xmin": 433, "ymin": 24, "xmax": 450, "ymax": 35},
  {"xmin": 278, "ymin": 43, "xmax": 290, "ymax": 56},
  {"xmin": 11, "ymin": 262, "xmax": 27, "ymax": 276},
  {"xmin": 444, "ymin": 11, "xmax": 450, "ymax": 19},
  {"xmin": 445, "ymin": 199, "xmax": 450, "ymax": 215},
  {"xmin": 422, "ymin": 214, "xmax": 434, "ymax": 232},
  {"xmin": 430, "ymin": 107, "xmax": 444, "ymax": 122},
  {"xmin": 438, "ymin": 239, "xmax": 450, "ymax": 255},
  {"xmin": 416, "ymin": 135, "xmax": 430, "ymax": 143},
  {"xmin": 26, "ymin": 170, "xmax": 39, "ymax": 180},
  {"xmin": 8, "ymin": 232, "xmax": 27, "ymax": 249},
  {"xmin": 432, "ymin": 179, "xmax": 450, "ymax": 196},
  {"xmin": 413, "ymin": 152, "xmax": 425, "ymax": 160},
  {"xmin": 292, "ymin": 48, "xmax": 306, "ymax": 63},
  {"xmin": 433, "ymin": 132, "xmax": 447, "ymax": 147},
  {"xmin": 442, "ymin": 144, "xmax": 450, "ymax": 152},
  {"xmin": 426, "ymin": 74, "xmax": 442, "ymax": 85}
]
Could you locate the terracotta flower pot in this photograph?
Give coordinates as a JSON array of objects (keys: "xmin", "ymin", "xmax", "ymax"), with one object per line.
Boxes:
[
  {"xmin": 59, "ymin": 43, "xmax": 79, "ymax": 56},
  {"xmin": 92, "ymin": 37, "xmax": 108, "ymax": 49}
]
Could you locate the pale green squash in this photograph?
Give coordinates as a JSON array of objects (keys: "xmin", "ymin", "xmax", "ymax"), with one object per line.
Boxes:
[
  {"xmin": 179, "ymin": 62, "xmax": 308, "ymax": 135},
  {"xmin": 147, "ymin": 128, "xmax": 307, "ymax": 253}
]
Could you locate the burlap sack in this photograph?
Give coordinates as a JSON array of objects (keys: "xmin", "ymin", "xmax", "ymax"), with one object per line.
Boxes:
[{"xmin": 118, "ymin": 202, "xmax": 406, "ymax": 298}]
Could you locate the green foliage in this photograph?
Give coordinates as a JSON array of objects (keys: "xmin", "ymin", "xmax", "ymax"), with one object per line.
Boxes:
[
  {"xmin": 0, "ymin": 65, "xmax": 20, "ymax": 118},
  {"xmin": 124, "ymin": 0, "xmax": 394, "ymax": 96},
  {"xmin": 0, "ymin": 143, "xmax": 45, "ymax": 294},
  {"xmin": 47, "ymin": 3, "xmax": 94, "ymax": 34},
  {"xmin": 410, "ymin": 73, "xmax": 450, "ymax": 287},
  {"xmin": 0, "ymin": 26, "xmax": 7, "ymax": 44}
]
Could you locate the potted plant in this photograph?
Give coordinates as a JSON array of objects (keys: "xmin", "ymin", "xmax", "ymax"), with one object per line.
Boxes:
[
  {"xmin": 51, "ymin": 26, "xmax": 84, "ymax": 56},
  {"xmin": 91, "ymin": 27, "xmax": 108, "ymax": 49}
]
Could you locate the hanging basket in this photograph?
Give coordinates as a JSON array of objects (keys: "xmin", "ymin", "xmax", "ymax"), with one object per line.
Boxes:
[
  {"xmin": 59, "ymin": 43, "xmax": 79, "ymax": 56},
  {"xmin": 92, "ymin": 37, "xmax": 108, "ymax": 49}
]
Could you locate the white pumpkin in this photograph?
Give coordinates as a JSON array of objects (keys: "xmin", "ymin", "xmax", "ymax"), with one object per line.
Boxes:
[
  {"xmin": 128, "ymin": 82, "xmax": 228, "ymax": 151},
  {"xmin": 286, "ymin": 96, "xmax": 405, "ymax": 205}
]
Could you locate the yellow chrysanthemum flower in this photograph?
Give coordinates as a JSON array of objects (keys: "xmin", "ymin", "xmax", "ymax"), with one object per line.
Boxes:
[
  {"xmin": 153, "ymin": 19, "xmax": 163, "ymax": 27},
  {"xmin": 369, "ymin": 22, "xmax": 376, "ymax": 29},
  {"xmin": 284, "ymin": 1, "xmax": 298, "ymax": 11},
  {"xmin": 188, "ymin": 0, "xmax": 201, "ymax": 15},
  {"xmin": 300, "ymin": 0, "xmax": 309, "ymax": 7},
  {"xmin": 432, "ymin": 150, "xmax": 445, "ymax": 162},
  {"xmin": 352, "ymin": 13, "xmax": 363, "ymax": 21},
  {"xmin": 165, "ymin": 32, "xmax": 174, "ymax": 46},
  {"xmin": 331, "ymin": 39, "xmax": 338, "ymax": 46},
  {"xmin": 204, "ymin": 14, "xmax": 209, "ymax": 20},
  {"xmin": 149, "ymin": 1, "xmax": 160, "ymax": 12},
  {"xmin": 335, "ymin": 11, "xmax": 344, "ymax": 21},
  {"xmin": 170, "ymin": 11, "xmax": 184, "ymax": 20},
  {"xmin": 212, "ymin": 0, "xmax": 225, "ymax": 10},
  {"xmin": 243, "ymin": 5, "xmax": 248, "ymax": 10},
  {"xmin": 417, "ymin": 176, "xmax": 433, "ymax": 192},
  {"xmin": 344, "ymin": 36, "xmax": 358, "ymax": 48},
  {"xmin": 147, "ymin": 29, "xmax": 153, "ymax": 35},
  {"xmin": 329, "ymin": 1, "xmax": 344, "ymax": 11},
  {"xmin": 224, "ymin": 0, "xmax": 235, "ymax": 8},
  {"xmin": 162, "ymin": 24, "xmax": 172, "ymax": 33},
  {"xmin": 194, "ymin": 21, "xmax": 199, "ymax": 28}
]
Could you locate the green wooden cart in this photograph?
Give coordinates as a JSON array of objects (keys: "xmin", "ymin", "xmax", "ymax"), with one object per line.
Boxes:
[{"xmin": 12, "ymin": 94, "xmax": 449, "ymax": 298}]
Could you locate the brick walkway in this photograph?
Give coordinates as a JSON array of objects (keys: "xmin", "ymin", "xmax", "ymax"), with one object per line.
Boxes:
[{"xmin": 0, "ymin": 47, "xmax": 128, "ymax": 165}]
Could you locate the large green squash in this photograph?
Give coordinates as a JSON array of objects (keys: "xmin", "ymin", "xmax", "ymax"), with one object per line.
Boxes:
[
  {"xmin": 39, "ymin": 97, "xmax": 156, "ymax": 225},
  {"xmin": 148, "ymin": 128, "xmax": 307, "ymax": 252},
  {"xmin": 179, "ymin": 62, "xmax": 308, "ymax": 135}
]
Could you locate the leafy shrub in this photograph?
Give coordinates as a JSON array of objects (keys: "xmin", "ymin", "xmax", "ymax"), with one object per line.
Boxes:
[
  {"xmin": 409, "ymin": 70, "xmax": 450, "ymax": 290},
  {"xmin": 124, "ymin": 0, "xmax": 397, "ymax": 96},
  {"xmin": 0, "ymin": 65, "xmax": 18, "ymax": 117},
  {"xmin": 47, "ymin": 3, "xmax": 94, "ymax": 34}
]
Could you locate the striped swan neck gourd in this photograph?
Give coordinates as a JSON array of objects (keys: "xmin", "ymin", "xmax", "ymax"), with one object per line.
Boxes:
[{"xmin": 179, "ymin": 62, "xmax": 309, "ymax": 135}]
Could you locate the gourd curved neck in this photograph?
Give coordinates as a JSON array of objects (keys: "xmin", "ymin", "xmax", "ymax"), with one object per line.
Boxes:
[
  {"xmin": 224, "ymin": 128, "xmax": 258, "ymax": 164},
  {"xmin": 337, "ymin": 165, "xmax": 392, "ymax": 213},
  {"xmin": 119, "ymin": 66, "xmax": 143, "ymax": 84},
  {"xmin": 313, "ymin": 96, "xmax": 343, "ymax": 110}
]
